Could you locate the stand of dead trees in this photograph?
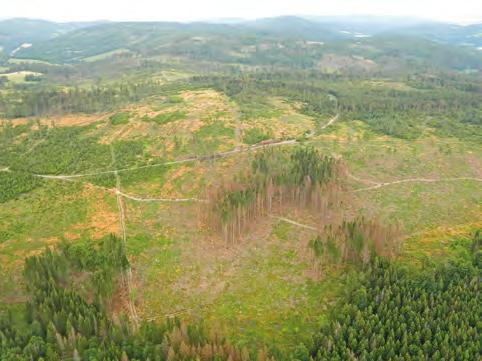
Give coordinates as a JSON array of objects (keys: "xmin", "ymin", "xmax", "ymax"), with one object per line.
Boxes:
[
  {"xmin": 203, "ymin": 148, "xmax": 346, "ymax": 242},
  {"xmin": 308, "ymin": 216, "xmax": 402, "ymax": 278}
]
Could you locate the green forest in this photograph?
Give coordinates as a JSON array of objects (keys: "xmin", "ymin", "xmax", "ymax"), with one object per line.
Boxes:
[{"xmin": 308, "ymin": 235, "xmax": 481, "ymax": 360}]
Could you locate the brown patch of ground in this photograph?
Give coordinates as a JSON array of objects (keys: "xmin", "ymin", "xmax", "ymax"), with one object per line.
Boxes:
[
  {"xmin": 7, "ymin": 114, "xmax": 104, "ymax": 129},
  {"xmin": 11, "ymin": 237, "xmax": 59, "ymax": 267},
  {"xmin": 71, "ymin": 183, "xmax": 119, "ymax": 239},
  {"xmin": 465, "ymin": 153, "xmax": 482, "ymax": 178},
  {"xmin": 0, "ymin": 293, "xmax": 28, "ymax": 304},
  {"xmin": 108, "ymin": 277, "xmax": 135, "ymax": 319},
  {"xmin": 63, "ymin": 232, "xmax": 80, "ymax": 241},
  {"xmin": 46, "ymin": 114, "xmax": 104, "ymax": 127},
  {"xmin": 114, "ymin": 121, "xmax": 150, "ymax": 141},
  {"xmin": 318, "ymin": 54, "xmax": 377, "ymax": 73},
  {"xmin": 172, "ymin": 216, "xmax": 277, "ymax": 299},
  {"xmin": 411, "ymin": 220, "xmax": 482, "ymax": 242}
]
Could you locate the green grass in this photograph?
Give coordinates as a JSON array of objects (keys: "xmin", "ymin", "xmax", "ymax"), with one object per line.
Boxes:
[
  {"xmin": 165, "ymin": 120, "xmax": 237, "ymax": 157},
  {"xmin": 237, "ymin": 96, "xmax": 285, "ymax": 121},
  {"xmin": 308, "ymin": 120, "xmax": 481, "ymax": 232},
  {"xmin": 356, "ymin": 180, "xmax": 481, "ymax": 233},
  {"xmin": 124, "ymin": 197, "xmax": 345, "ymax": 354},
  {"xmin": 166, "ymin": 95, "xmax": 184, "ymax": 104},
  {"xmin": 110, "ymin": 112, "xmax": 131, "ymax": 125},
  {"xmin": 120, "ymin": 164, "xmax": 171, "ymax": 190},
  {"xmin": 243, "ymin": 127, "xmax": 271, "ymax": 145},
  {"xmin": 143, "ymin": 110, "xmax": 187, "ymax": 125}
]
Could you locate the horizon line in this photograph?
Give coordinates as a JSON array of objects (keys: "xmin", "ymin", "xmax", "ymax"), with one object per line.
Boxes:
[{"xmin": 1, "ymin": 14, "xmax": 481, "ymax": 26}]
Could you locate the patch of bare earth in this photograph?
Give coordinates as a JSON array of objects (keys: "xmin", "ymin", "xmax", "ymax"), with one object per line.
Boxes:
[
  {"xmin": 71, "ymin": 183, "xmax": 119, "ymax": 239},
  {"xmin": 7, "ymin": 114, "xmax": 104, "ymax": 129},
  {"xmin": 464, "ymin": 153, "xmax": 482, "ymax": 178},
  {"xmin": 318, "ymin": 53, "xmax": 377, "ymax": 72}
]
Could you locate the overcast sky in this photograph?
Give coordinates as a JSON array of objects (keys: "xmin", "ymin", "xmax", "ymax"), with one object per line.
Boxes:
[{"xmin": 3, "ymin": 0, "xmax": 482, "ymax": 24}]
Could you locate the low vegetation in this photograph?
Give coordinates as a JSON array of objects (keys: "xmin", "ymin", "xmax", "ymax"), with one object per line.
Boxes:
[
  {"xmin": 142, "ymin": 110, "xmax": 187, "ymax": 125},
  {"xmin": 109, "ymin": 112, "xmax": 131, "ymax": 126},
  {"xmin": 0, "ymin": 171, "xmax": 44, "ymax": 203}
]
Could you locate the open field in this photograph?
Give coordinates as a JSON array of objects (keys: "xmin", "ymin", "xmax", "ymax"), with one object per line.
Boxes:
[{"xmin": 0, "ymin": 70, "xmax": 43, "ymax": 83}]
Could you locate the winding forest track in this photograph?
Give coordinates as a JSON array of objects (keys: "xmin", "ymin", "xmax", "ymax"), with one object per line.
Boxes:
[
  {"xmin": 347, "ymin": 172, "xmax": 380, "ymax": 186},
  {"xmin": 33, "ymin": 112, "xmax": 341, "ymax": 180},
  {"xmin": 351, "ymin": 175, "xmax": 482, "ymax": 192},
  {"xmin": 118, "ymin": 191, "xmax": 206, "ymax": 203},
  {"xmin": 35, "ymin": 172, "xmax": 207, "ymax": 204},
  {"xmin": 319, "ymin": 113, "xmax": 339, "ymax": 130}
]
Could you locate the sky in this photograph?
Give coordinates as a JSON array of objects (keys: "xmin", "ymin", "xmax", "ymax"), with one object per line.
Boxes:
[{"xmin": 3, "ymin": 0, "xmax": 482, "ymax": 24}]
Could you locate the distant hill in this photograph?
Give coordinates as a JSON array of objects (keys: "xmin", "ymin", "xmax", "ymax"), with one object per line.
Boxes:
[
  {"xmin": 12, "ymin": 21, "xmax": 244, "ymax": 63},
  {"xmin": 0, "ymin": 18, "xmax": 105, "ymax": 54},
  {"xmin": 9, "ymin": 16, "xmax": 482, "ymax": 71},
  {"xmin": 306, "ymin": 15, "xmax": 432, "ymax": 34},
  {"xmin": 241, "ymin": 16, "xmax": 338, "ymax": 40},
  {"xmin": 389, "ymin": 23, "xmax": 482, "ymax": 48},
  {"xmin": 306, "ymin": 16, "xmax": 482, "ymax": 48}
]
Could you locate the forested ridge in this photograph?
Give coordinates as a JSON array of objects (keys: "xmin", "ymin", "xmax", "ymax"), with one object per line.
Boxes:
[{"xmin": 195, "ymin": 72, "xmax": 482, "ymax": 140}]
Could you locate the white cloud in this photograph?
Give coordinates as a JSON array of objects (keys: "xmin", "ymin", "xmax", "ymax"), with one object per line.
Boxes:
[{"xmin": 2, "ymin": 0, "xmax": 481, "ymax": 24}]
